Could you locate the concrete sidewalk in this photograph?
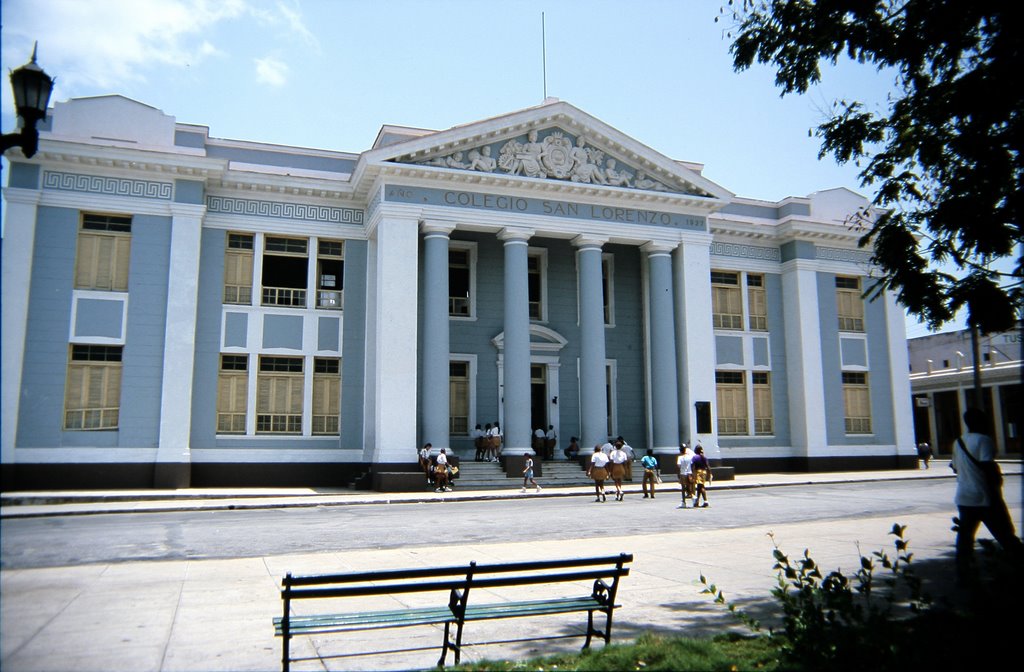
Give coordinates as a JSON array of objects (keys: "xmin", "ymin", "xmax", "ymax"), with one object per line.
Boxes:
[
  {"xmin": 0, "ymin": 459, "xmax": 983, "ymax": 519},
  {"xmin": 1, "ymin": 464, "xmax": 1019, "ymax": 672}
]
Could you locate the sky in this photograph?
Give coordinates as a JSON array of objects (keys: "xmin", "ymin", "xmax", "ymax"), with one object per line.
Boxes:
[{"xmin": 1, "ymin": 0, "xmax": 955, "ymax": 337}]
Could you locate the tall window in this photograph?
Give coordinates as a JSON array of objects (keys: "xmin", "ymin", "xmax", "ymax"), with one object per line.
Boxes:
[
  {"xmin": 217, "ymin": 355, "xmax": 248, "ymax": 433},
  {"xmin": 74, "ymin": 213, "xmax": 132, "ymax": 291},
  {"xmin": 312, "ymin": 357, "xmax": 340, "ymax": 435},
  {"xmin": 223, "ymin": 233, "xmax": 254, "ymax": 305},
  {"xmin": 752, "ymin": 371, "xmax": 773, "ymax": 435},
  {"xmin": 528, "ymin": 253, "xmax": 544, "ymax": 320},
  {"xmin": 64, "ymin": 345, "xmax": 122, "ymax": 430},
  {"xmin": 711, "ymin": 271, "xmax": 743, "ymax": 330},
  {"xmin": 449, "ymin": 361, "xmax": 469, "ymax": 435},
  {"xmin": 836, "ymin": 276, "xmax": 865, "ymax": 332},
  {"xmin": 842, "ymin": 371, "xmax": 872, "ymax": 433},
  {"xmin": 449, "ymin": 248, "xmax": 471, "ymax": 316},
  {"xmin": 602, "ymin": 255, "xmax": 615, "ymax": 325},
  {"xmin": 262, "ymin": 237, "xmax": 308, "ymax": 308},
  {"xmin": 256, "ymin": 356, "xmax": 303, "ymax": 433},
  {"xmin": 715, "ymin": 371, "xmax": 747, "ymax": 435},
  {"xmin": 747, "ymin": 274, "xmax": 767, "ymax": 331},
  {"xmin": 316, "ymin": 240, "xmax": 344, "ymax": 310}
]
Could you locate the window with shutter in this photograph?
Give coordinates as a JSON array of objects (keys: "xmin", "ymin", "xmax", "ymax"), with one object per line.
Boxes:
[{"xmin": 64, "ymin": 345, "xmax": 122, "ymax": 430}]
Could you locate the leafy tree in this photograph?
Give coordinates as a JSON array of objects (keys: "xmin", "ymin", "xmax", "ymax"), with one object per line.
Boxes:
[{"xmin": 719, "ymin": 0, "xmax": 1021, "ymax": 334}]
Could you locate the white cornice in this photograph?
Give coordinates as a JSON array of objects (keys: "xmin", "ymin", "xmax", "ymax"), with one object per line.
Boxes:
[{"xmin": 33, "ymin": 139, "xmax": 222, "ymax": 178}]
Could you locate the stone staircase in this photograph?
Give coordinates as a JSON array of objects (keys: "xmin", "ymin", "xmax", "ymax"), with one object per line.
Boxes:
[{"xmin": 455, "ymin": 458, "xmax": 597, "ymax": 490}]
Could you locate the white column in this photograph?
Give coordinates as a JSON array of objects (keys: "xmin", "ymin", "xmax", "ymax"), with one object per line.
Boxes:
[
  {"xmin": 574, "ymin": 234, "xmax": 608, "ymax": 450},
  {"xmin": 643, "ymin": 242, "xmax": 680, "ymax": 452},
  {"xmin": 420, "ymin": 220, "xmax": 456, "ymax": 452},
  {"xmin": 498, "ymin": 227, "xmax": 535, "ymax": 456},
  {"xmin": 369, "ymin": 215, "xmax": 420, "ymax": 463},
  {"xmin": 673, "ymin": 235, "xmax": 717, "ymax": 457},
  {"xmin": 155, "ymin": 203, "xmax": 206, "ymax": 487},
  {"xmin": 884, "ymin": 291, "xmax": 916, "ymax": 459},
  {"xmin": 1, "ymin": 188, "xmax": 42, "ymax": 470},
  {"xmin": 781, "ymin": 259, "xmax": 827, "ymax": 455}
]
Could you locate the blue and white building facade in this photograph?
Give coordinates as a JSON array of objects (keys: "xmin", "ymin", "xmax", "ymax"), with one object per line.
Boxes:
[{"xmin": 1, "ymin": 95, "xmax": 916, "ymax": 489}]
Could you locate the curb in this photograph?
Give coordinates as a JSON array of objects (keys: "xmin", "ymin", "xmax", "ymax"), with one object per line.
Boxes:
[{"xmin": 0, "ymin": 471, "xmax": 967, "ymax": 519}]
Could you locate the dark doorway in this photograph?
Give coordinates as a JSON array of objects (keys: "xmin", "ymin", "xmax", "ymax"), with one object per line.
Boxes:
[{"xmin": 530, "ymin": 364, "xmax": 547, "ymax": 435}]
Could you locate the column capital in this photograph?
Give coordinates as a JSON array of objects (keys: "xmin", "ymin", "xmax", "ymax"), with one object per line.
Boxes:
[
  {"xmin": 497, "ymin": 226, "xmax": 535, "ymax": 244},
  {"xmin": 572, "ymin": 234, "xmax": 608, "ymax": 250},
  {"xmin": 642, "ymin": 240, "xmax": 678, "ymax": 257},
  {"xmin": 168, "ymin": 202, "xmax": 207, "ymax": 219},
  {"xmin": 420, "ymin": 219, "xmax": 457, "ymax": 237}
]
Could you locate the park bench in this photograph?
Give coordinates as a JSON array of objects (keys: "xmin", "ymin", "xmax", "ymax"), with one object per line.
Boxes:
[{"xmin": 273, "ymin": 552, "xmax": 633, "ymax": 671}]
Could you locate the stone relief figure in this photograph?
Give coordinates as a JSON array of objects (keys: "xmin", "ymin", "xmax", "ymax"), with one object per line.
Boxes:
[
  {"xmin": 569, "ymin": 136, "xmax": 606, "ymax": 184},
  {"xmin": 466, "ymin": 145, "xmax": 497, "ymax": 171},
  {"xmin": 604, "ymin": 158, "xmax": 633, "ymax": 187},
  {"xmin": 499, "ymin": 129, "xmax": 544, "ymax": 177},
  {"xmin": 635, "ymin": 171, "xmax": 670, "ymax": 192}
]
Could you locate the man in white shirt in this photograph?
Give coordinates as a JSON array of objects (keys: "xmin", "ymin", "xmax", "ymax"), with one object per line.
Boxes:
[
  {"xmin": 676, "ymin": 444, "xmax": 694, "ymax": 509},
  {"xmin": 952, "ymin": 408, "xmax": 1023, "ymax": 579}
]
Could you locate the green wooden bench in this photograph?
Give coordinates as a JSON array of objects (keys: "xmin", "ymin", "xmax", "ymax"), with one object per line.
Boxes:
[{"xmin": 273, "ymin": 553, "xmax": 633, "ymax": 671}]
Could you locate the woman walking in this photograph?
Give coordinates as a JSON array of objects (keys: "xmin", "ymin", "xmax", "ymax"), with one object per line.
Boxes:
[
  {"xmin": 609, "ymin": 440, "xmax": 629, "ymax": 501},
  {"xmin": 587, "ymin": 444, "xmax": 611, "ymax": 502},
  {"xmin": 692, "ymin": 444, "xmax": 711, "ymax": 507}
]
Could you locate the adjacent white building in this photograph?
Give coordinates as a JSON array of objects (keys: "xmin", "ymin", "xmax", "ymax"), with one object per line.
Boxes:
[
  {"xmin": 908, "ymin": 326, "xmax": 1022, "ymax": 456},
  {"xmin": 1, "ymin": 95, "xmax": 917, "ymax": 489}
]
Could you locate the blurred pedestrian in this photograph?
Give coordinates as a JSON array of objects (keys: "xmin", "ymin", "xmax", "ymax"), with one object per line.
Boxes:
[
  {"xmin": 587, "ymin": 444, "xmax": 610, "ymax": 502},
  {"xmin": 676, "ymin": 443, "xmax": 694, "ymax": 509}
]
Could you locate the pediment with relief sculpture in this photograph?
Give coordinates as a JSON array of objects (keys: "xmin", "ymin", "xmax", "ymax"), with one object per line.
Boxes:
[{"xmin": 375, "ymin": 100, "xmax": 731, "ymax": 202}]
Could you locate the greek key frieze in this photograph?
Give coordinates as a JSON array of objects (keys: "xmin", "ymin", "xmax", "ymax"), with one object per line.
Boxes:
[
  {"xmin": 816, "ymin": 246, "xmax": 872, "ymax": 264},
  {"xmin": 42, "ymin": 171, "xmax": 172, "ymax": 200},
  {"xmin": 710, "ymin": 242, "xmax": 781, "ymax": 262},
  {"xmin": 206, "ymin": 196, "xmax": 364, "ymax": 224}
]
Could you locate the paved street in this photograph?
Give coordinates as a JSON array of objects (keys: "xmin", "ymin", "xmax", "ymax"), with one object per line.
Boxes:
[{"xmin": 1, "ymin": 468, "xmax": 1020, "ymax": 672}]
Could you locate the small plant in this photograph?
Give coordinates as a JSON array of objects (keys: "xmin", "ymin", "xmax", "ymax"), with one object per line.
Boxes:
[{"xmin": 702, "ymin": 523, "xmax": 930, "ymax": 671}]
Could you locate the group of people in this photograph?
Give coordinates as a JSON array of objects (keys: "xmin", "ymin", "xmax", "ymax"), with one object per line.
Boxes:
[
  {"xmin": 418, "ymin": 443, "xmax": 456, "ymax": 493},
  {"xmin": 584, "ymin": 437, "xmax": 640, "ymax": 502},
  {"xmin": 674, "ymin": 442, "xmax": 711, "ymax": 508},
  {"xmin": 471, "ymin": 423, "xmax": 503, "ymax": 463}
]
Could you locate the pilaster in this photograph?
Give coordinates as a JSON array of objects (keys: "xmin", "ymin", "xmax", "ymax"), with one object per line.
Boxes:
[
  {"xmin": 1, "ymin": 188, "xmax": 42, "ymax": 472},
  {"xmin": 782, "ymin": 259, "xmax": 827, "ymax": 455},
  {"xmin": 154, "ymin": 202, "xmax": 206, "ymax": 487}
]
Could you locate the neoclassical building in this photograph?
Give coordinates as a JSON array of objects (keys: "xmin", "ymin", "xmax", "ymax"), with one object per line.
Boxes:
[{"xmin": 1, "ymin": 95, "xmax": 916, "ymax": 489}]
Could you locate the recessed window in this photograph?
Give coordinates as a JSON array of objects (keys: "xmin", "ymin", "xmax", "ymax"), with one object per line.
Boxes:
[
  {"xmin": 217, "ymin": 354, "xmax": 248, "ymax": 433},
  {"xmin": 747, "ymin": 274, "xmax": 767, "ymax": 331},
  {"xmin": 449, "ymin": 248, "xmax": 472, "ymax": 317},
  {"xmin": 836, "ymin": 276, "xmax": 865, "ymax": 332},
  {"xmin": 262, "ymin": 237, "xmax": 308, "ymax": 308},
  {"xmin": 224, "ymin": 233, "xmax": 254, "ymax": 305},
  {"xmin": 312, "ymin": 357, "xmax": 340, "ymax": 435},
  {"xmin": 256, "ymin": 356, "xmax": 303, "ymax": 433},
  {"xmin": 64, "ymin": 344, "xmax": 123, "ymax": 430},
  {"xmin": 842, "ymin": 371, "xmax": 872, "ymax": 433},
  {"xmin": 449, "ymin": 361, "xmax": 469, "ymax": 435},
  {"xmin": 316, "ymin": 240, "xmax": 344, "ymax": 310},
  {"xmin": 711, "ymin": 271, "xmax": 743, "ymax": 330},
  {"xmin": 752, "ymin": 371, "xmax": 773, "ymax": 435},
  {"xmin": 715, "ymin": 370, "xmax": 747, "ymax": 435},
  {"xmin": 75, "ymin": 213, "xmax": 132, "ymax": 291}
]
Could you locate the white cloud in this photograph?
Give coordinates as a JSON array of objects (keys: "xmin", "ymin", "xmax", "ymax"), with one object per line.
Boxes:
[{"xmin": 255, "ymin": 56, "xmax": 288, "ymax": 86}]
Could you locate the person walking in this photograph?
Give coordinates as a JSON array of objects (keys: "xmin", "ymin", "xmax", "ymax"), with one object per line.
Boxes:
[
  {"xmin": 640, "ymin": 449, "xmax": 659, "ymax": 499},
  {"xmin": 434, "ymin": 448, "xmax": 451, "ymax": 492},
  {"xmin": 609, "ymin": 440, "xmax": 629, "ymax": 501},
  {"xmin": 917, "ymin": 441, "xmax": 933, "ymax": 469},
  {"xmin": 951, "ymin": 408, "xmax": 1024, "ymax": 581},
  {"xmin": 618, "ymin": 436, "xmax": 635, "ymax": 481},
  {"xmin": 419, "ymin": 443, "xmax": 433, "ymax": 486},
  {"xmin": 472, "ymin": 424, "xmax": 486, "ymax": 461},
  {"xmin": 521, "ymin": 455, "xmax": 541, "ymax": 492},
  {"xmin": 692, "ymin": 444, "xmax": 712, "ymax": 507},
  {"xmin": 587, "ymin": 444, "xmax": 610, "ymax": 502},
  {"xmin": 676, "ymin": 443, "xmax": 694, "ymax": 509}
]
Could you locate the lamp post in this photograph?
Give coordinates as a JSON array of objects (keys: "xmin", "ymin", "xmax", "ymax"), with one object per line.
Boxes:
[{"xmin": 1, "ymin": 44, "xmax": 55, "ymax": 160}]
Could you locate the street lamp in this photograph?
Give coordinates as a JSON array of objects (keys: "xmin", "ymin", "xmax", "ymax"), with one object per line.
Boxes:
[{"xmin": 1, "ymin": 43, "xmax": 55, "ymax": 160}]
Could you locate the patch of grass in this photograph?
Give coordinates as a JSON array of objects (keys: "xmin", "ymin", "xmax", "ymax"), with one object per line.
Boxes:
[{"xmin": 451, "ymin": 632, "xmax": 783, "ymax": 672}]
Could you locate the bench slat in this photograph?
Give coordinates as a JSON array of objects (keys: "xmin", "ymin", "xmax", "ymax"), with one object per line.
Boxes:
[
  {"xmin": 275, "ymin": 606, "xmax": 454, "ymax": 635},
  {"xmin": 464, "ymin": 597, "xmax": 604, "ymax": 621}
]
